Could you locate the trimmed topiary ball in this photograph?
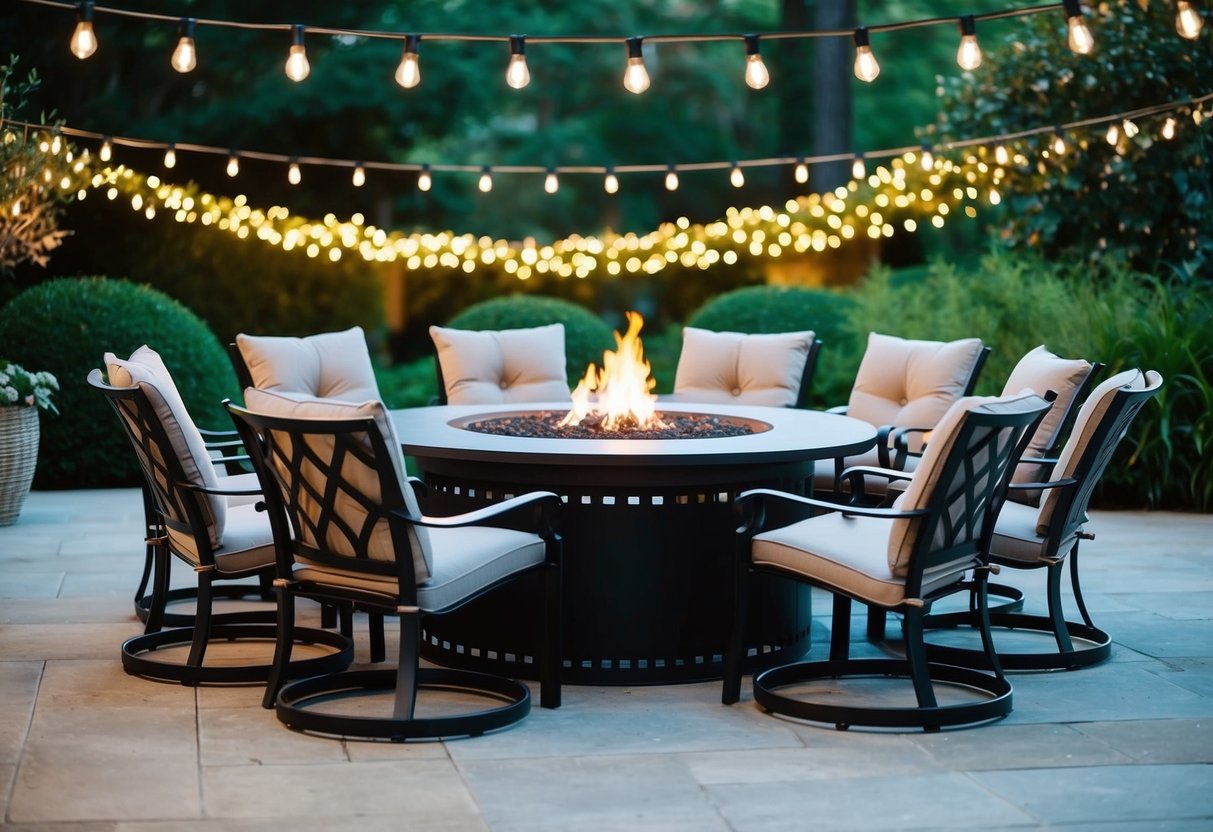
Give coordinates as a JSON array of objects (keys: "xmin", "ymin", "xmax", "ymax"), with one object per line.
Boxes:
[
  {"xmin": 686, "ymin": 285, "xmax": 860, "ymax": 407},
  {"xmin": 446, "ymin": 295, "xmax": 615, "ymax": 385},
  {"xmin": 0, "ymin": 277, "xmax": 239, "ymax": 488}
]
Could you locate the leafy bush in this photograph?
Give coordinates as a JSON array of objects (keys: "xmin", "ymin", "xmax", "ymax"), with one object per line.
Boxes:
[
  {"xmin": 685, "ymin": 285, "xmax": 860, "ymax": 406},
  {"xmin": 444, "ymin": 295, "xmax": 616, "ymax": 386},
  {"xmin": 0, "ymin": 277, "xmax": 238, "ymax": 488},
  {"xmin": 844, "ymin": 251, "xmax": 1213, "ymax": 511},
  {"xmin": 375, "ymin": 355, "xmax": 440, "ymax": 410}
]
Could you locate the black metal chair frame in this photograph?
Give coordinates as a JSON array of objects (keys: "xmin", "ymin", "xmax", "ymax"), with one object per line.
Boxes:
[
  {"xmin": 722, "ymin": 397, "xmax": 1050, "ymax": 731},
  {"xmin": 90, "ymin": 370, "xmax": 352, "ymax": 685},
  {"xmin": 922, "ymin": 373, "xmax": 1161, "ymax": 671},
  {"xmin": 228, "ymin": 403, "xmax": 563, "ymax": 742}
]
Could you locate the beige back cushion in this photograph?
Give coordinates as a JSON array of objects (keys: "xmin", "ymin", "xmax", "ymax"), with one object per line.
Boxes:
[
  {"xmin": 236, "ymin": 326, "xmax": 381, "ymax": 403},
  {"xmin": 888, "ymin": 392, "xmax": 1045, "ymax": 575},
  {"xmin": 105, "ymin": 346, "xmax": 226, "ymax": 546},
  {"xmin": 848, "ymin": 333, "xmax": 984, "ymax": 431},
  {"xmin": 672, "ymin": 327, "xmax": 814, "ymax": 407},
  {"xmin": 430, "ymin": 323, "xmax": 570, "ymax": 405},
  {"xmin": 242, "ymin": 388, "xmax": 432, "ymax": 583},
  {"xmin": 1000, "ymin": 345, "xmax": 1094, "ymax": 496},
  {"xmin": 1035, "ymin": 369, "xmax": 1143, "ymax": 535}
]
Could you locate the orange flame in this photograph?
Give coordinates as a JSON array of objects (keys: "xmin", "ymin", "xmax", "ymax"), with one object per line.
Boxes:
[{"xmin": 560, "ymin": 311, "xmax": 667, "ymax": 430}]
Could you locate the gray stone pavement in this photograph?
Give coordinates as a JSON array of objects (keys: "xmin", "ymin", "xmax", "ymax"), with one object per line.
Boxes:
[{"xmin": 0, "ymin": 488, "xmax": 1210, "ymax": 830}]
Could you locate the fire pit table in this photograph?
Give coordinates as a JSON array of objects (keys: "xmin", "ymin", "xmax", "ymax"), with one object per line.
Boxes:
[{"xmin": 393, "ymin": 401, "xmax": 876, "ymax": 685}]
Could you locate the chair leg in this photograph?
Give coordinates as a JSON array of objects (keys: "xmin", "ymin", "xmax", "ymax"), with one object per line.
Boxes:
[
  {"xmin": 974, "ymin": 568, "xmax": 1006, "ymax": 684},
  {"xmin": 185, "ymin": 573, "xmax": 214, "ymax": 672},
  {"xmin": 262, "ymin": 586, "xmax": 296, "ymax": 709},
  {"xmin": 394, "ymin": 613, "xmax": 420, "ymax": 721},
  {"xmin": 339, "ymin": 605, "xmax": 354, "ymax": 640},
  {"xmin": 143, "ymin": 541, "xmax": 171, "ymax": 635},
  {"xmin": 540, "ymin": 559, "xmax": 562, "ymax": 710},
  {"xmin": 320, "ymin": 603, "xmax": 337, "ymax": 629},
  {"xmin": 721, "ymin": 552, "xmax": 752, "ymax": 705},
  {"xmin": 830, "ymin": 594, "xmax": 853, "ymax": 661},
  {"xmin": 368, "ymin": 612, "xmax": 386, "ymax": 664},
  {"xmin": 1070, "ymin": 541, "xmax": 1097, "ymax": 629},
  {"xmin": 902, "ymin": 610, "xmax": 938, "ymax": 713},
  {"xmin": 866, "ymin": 606, "xmax": 887, "ymax": 642}
]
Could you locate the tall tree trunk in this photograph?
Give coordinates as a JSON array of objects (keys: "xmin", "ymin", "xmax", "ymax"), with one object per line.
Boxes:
[
  {"xmin": 777, "ymin": 0, "xmax": 814, "ymax": 193},
  {"xmin": 812, "ymin": 1, "xmax": 855, "ymax": 192}
]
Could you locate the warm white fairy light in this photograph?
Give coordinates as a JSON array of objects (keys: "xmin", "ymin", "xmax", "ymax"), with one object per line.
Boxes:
[
  {"xmin": 622, "ymin": 37, "xmax": 650, "ymax": 94},
  {"xmin": 163, "ymin": 144, "xmax": 176, "ymax": 168},
  {"xmin": 170, "ymin": 17, "xmax": 196, "ymax": 72},
  {"xmin": 396, "ymin": 35, "xmax": 421, "ymax": 88},
  {"xmin": 285, "ymin": 25, "xmax": 310, "ymax": 82},
  {"xmin": 604, "ymin": 169, "xmax": 619, "ymax": 194},
  {"xmin": 506, "ymin": 36, "xmax": 530, "ymax": 89},
  {"xmin": 70, "ymin": 1, "xmax": 97, "ymax": 59},
  {"xmin": 478, "ymin": 166, "xmax": 493, "ymax": 192},
  {"xmin": 226, "ymin": 152, "xmax": 239, "ymax": 177},
  {"xmin": 664, "ymin": 167, "xmax": 679, "ymax": 191},
  {"xmin": 288, "ymin": 160, "xmax": 301, "ymax": 184},
  {"xmin": 794, "ymin": 160, "xmax": 809, "ymax": 184},
  {"xmin": 729, "ymin": 164, "xmax": 745, "ymax": 188},
  {"xmin": 1176, "ymin": 1, "xmax": 1205, "ymax": 39},
  {"xmin": 352, "ymin": 164, "xmax": 366, "ymax": 187},
  {"xmin": 956, "ymin": 15, "xmax": 982, "ymax": 70},
  {"xmin": 1062, "ymin": 0, "xmax": 1095, "ymax": 55},
  {"xmin": 417, "ymin": 165, "xmax": 432, "ymax": 191},
  {"xmin": 853, "ymin": 27, "xmax": 880, "ymax": 82},
  {"xmin": 743, "ymin": 35, "xmax": 770, "ymax": 90},
  {"xmin": 544, "ymin": 170, "xmax": 559, "ymax": 194}
]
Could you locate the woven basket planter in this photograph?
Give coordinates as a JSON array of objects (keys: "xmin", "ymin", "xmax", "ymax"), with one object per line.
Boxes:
[{"xmin": 0, "ymin": 406, "xmax": 40, "ymax": 526}]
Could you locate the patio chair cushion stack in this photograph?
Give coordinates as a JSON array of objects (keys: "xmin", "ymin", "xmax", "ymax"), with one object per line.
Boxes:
[
  {"xmin": 235, "ymin": 326, "xmax": 382, "ymax": 403},
  {"xmin": 430, "ymin": 323, "xmax": 570, "ymax": 405},
  {"xmin": 667, "ymin": 327, "xmax": 816, "ymax": 407}
]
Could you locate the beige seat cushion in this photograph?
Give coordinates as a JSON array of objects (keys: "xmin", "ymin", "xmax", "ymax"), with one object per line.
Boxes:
[
  {"xmin": 242, "ymin": 388, "xmax": 433, "ymax": 583},
  {"xmin": 430, "ymin": 323, "xmax": 570, "ymax": 405},
  {"xmin": 847, "ymin": 333, "xmax": 984, "ymax": 432},
  {"xmin": 670, "ymin": 327, "xmax": 814, "ymax": 407},
  {"xmin": 1001, "ymin": 345, "xmax": 1094, "ymax": 499},
  {"xmin": 988, "ymin": 500, "xmax": 1080, "ymax": 565},
  {"xmin": 105, "ymin": 346, "xmax": 226, "ymax": 547},
  {"xmin": 236, "ymin": 327, "xmax": 381, "ymax": 403}
]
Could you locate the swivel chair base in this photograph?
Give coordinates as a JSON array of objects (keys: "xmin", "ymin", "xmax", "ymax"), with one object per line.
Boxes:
[
  {"xmin": 753, "ymin": 657, "xmax": 1013, "ymax": 732},
  {"xmin": 275, "ymin": 667, "xmax": 531, "ymax": 742},
  {"xmin": 135, "ymin": 585, "xmax": 277, "ymax": 629},
  {"xmin": 924, "ymin": 610, "xmax": 1111, "ymax": 671}
]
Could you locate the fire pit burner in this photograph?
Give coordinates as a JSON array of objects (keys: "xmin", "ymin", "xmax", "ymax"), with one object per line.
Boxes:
[{"xmin": 462, "ymin": 410, "xmax": 767, "ymax": 440}]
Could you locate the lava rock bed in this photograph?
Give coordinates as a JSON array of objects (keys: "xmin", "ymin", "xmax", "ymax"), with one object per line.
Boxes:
[{"xmin": 464, "ymin": 411, "xmax": 756, "ymax": 440}]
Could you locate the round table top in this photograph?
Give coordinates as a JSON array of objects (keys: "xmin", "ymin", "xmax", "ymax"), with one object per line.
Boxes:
[{"xmin": 392, "ymin": 402, "xmax": 876, "ymax": 469}]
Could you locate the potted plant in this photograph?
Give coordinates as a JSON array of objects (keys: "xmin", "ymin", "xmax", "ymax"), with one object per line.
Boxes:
[{"xmin": 0, "ymin": 360, "xmax": 58, "ymax": 525}]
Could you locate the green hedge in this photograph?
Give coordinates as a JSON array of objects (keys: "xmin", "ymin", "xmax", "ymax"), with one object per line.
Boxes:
[{"xmin": 0, "ymin": 277, "xmax": 238, "ymax": 488}]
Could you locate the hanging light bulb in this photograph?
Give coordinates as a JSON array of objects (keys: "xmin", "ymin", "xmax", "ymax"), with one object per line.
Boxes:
[
  {"xmin": 604, "ymin": 168, "xmax": 619, "ymax": 194},
  {"xmin": 506, "ymin": 35, "xmax": 530, "ymax": 89},
  {"xmin": 171, "ymin": 17, "xmax": 197, "ymax": 73},
  {"xmin": 544, "ymin": 169, "xmax": 559, "ymax": 194},
  {"xmin": 478, "ymin": 166, "xmax": 493, "ymax": 192},
  {"xmin": 285, "ymin": 25, "xmax": 310, "ymax": 82},
  {"xmin": 956, "ymin": 15, "xmax": 982, "ymax": 70},
  {"xmin": 1176, "ymin": 1, "xmax": 1205, "ymax": 39},
  {"xmin": 853, "ymin": 27, "xmax": 880, "ymax": 82},
  {"xmin": 99, "ymin": 136, "xmax": 112, "ymax": 162},
  {"xmin": 920, "ymin": 144, "xmax": 934, "ymax": 171},
  {"xmin": 1052, "ymin": 129, "xmax": 1067, "ymax": 155},
  {"xmin": 288, "ymin": 159, "xmax": 301, "ymax": 184},
  {"xmin": 226, "ymin": 152, "xmax": 240, "ymax": 177},
  {"xmin": 352, "ymin": 164, "xmax": 366, "ymax": 187},
  {"xmin": 1122, "ymin": 118, "xmax": 1139, "ymax": 137},
  {"xmin": 623, "ymin": 37, "xmax": 650, "ymax": 94},
  {"xmin": 743, "ymin": 35, "xmax": 770, "ymax": 90},
  {"xmin": 794, "ymin": 159, "xmax": 809, "ymax": 184},
  {"xmin": 70, "ymin": 1, "xmax": 97, "ymax": 59},
  {"xmin": 851, "ymin": 153, "xmax": 866, "ymax": 179},
  {"xmin": 163, "ymin": 144, "xmax": 176, "ymax": 169},
  {"xmin": 1062, "ymin": 0, "xmax": 1095, "ymax": 55},
  {"xmin": 1162, "ymin": 116, "xmax": 1178, "ymax": 140},
  {"xmin": 994, "ymin": 144, "xmax": 1009, "ymax": 166},
  {"xmin": 729, "ymin": 163, "xmax": 745, "ymax": 188},
  {"xmin": 417, "ymin": 165, "xmax": 432, "ymax": 192},
  {"xmin": 1105, "ymin": 122, "xmax": 1120, "ymax": 145},
  {"xmin": 665, "ymin": 166, "xmax": 679, "ymax": 191},
  {"xmin": 396, "ymin": 34, "xmax": 421, "ymax": 88}
]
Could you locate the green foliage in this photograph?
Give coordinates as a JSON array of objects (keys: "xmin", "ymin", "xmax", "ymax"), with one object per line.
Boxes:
[
  {"xmin": 0, "ymin": 277, "xmax": 238, "ymax": 488},
  {"xmin": 686, "ymin": 285, "xmax": 860, "ymax": 406},
  {"xmin": 445, "ymin": 295, "xmax": 616, "ymax": 386},
  {"xmin": 844, "ymin": 251, "xmax": 1213, "ymax": 511},
  {"xmin": 933, "ymin": 0, "xmax": 1213, "ymax": 276},
  {"xmin": 375, "ymin": 355, "xmax": 440, "ymax": 411}
]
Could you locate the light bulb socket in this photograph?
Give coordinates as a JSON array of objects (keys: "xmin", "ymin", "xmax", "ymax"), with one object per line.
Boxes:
[
  {"xmin": 482, "ymin": 165, "xmax": 491, "ymax": 173},
  {"xmin": 405, "ymin": 34, "xmax": 421, "ymax": 54},
  {"xmin": 744, "ymin": 34, "xmax": 761, "ymax": 56},
  {"xmin": 510, "ymin": 35, "xmax": 526, "ymax": 56},
  {"xmin": 178, "ymin": 17, "xmax": 195, "ymax": 39},
  {"xmin": 853, "ymin": 26, "xmax": 871, "ymax": 48},
  {"xmin": 626, "ymin": 37, "xmax": 643, "ymax": 59},
  {"xmin": 1062, "ymin": 0, "xmax": 1083, "ymax": 18},
  {"xmin": 291, "ymin": 24, "xmax": 305, "ymax": 47},
  {"xmin": 958, "ymin": 15, "xmax": 976, "ymax": 37},
  {"xmin": 77, "ymin": 1, "xmax": 94, "ymax": 23}
]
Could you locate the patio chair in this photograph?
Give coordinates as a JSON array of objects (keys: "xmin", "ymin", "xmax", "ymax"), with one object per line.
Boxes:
[
  {"xmin": 90, "ymin": 359, "xmax": 351, "ymax": 685},
  {"xmin": 923, "ymin": 368, "xmax": 1163, "ymax": 671},
  {"xmin": 661, "ymin": 327, "xmax": 820, "ymax": 408},
  {"xmin": 430, "ymin": 323, "xmax": 571, "ymax": 405},
  {"xmin": 815, "ymin": 332, "xmax": 989, "ymax": 497},
  {"xmin": 228, "ymin": 388, "xmax": 563, "ymax": 741},
  {"xmin": 722, "ymin": 390, "xmax": 1051, "ymax": 731}
]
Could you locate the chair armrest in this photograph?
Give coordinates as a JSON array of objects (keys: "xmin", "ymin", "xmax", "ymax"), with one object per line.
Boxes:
[
  {"xmin": 837, "ymin": 464, "xmax": 914, "ymax": 505},
  {"xmin": 396, "ymin": 491, "xmax": 562, "ymax": 534},
  {"xmin": 825, "ymin": 404, "xmax": 849, "ymax": 415},
  {"xmin": 877, "ymin": 424, "xmax": 933, "ymax": 469},
  {"xmin": 1006, "ymin": 476, "xmax": 1077, "ymax": 492},
  {"xmin": 738, "ymin": 487, "xmax": 929, "ymax": 522},
  {"xmin": 181, "ymin": 481, "xmax": 262, "ymax": 498},
  {"xmin": 407, "ymin": 475, "xmax": 429, "ymax": 499},
  {"xmin": 1018, "ymin": 455, "xmax": 1060, "ymax": 467},
  {"xmin": 198, "ymin": 427, "xmax": 239, "ymax": 441}
]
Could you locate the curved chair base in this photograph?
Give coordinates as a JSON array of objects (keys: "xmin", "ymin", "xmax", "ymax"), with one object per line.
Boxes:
[
  {"xmin": 135, "ymin": 585, "xmax": 277, "ymax": 629},
  {"xmin": 121, "ymin": 624, "xmax": 353, "ymax": 685},
  {"xmin": 275, "ymin": 667, "xmax": 531, "ymax": 742},
  {"xmin": 753, "ymin": 657, "xmax": 1012, "ymax": 732},
  {"xmin": 925, "ymin": 612, "xmax": 1112, "ymax": 671}
]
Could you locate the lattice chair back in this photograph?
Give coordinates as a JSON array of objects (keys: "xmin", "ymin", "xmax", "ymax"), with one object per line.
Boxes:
[
  {"xmin": 235, "ymin": 388, "xmax": 432, "ymax": 594},
  {"xmin": 889, "ymin": 393, "xmax": 1053, "ymax": 597}
]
